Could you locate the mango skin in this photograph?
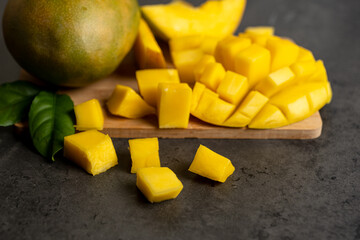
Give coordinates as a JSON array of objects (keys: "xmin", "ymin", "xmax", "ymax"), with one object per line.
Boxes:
[{"xmin": 3, "ymin": 0, "xmax": 140, "ymax": 87}]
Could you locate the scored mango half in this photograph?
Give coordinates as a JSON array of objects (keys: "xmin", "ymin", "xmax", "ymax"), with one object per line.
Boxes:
[
  {"xmin": 189, "ymin": 28, "xmax": 332, "ymax": 129},
  {"xmin": 141, "ymin": 0, "xmax": 246, "ymax": 41}
]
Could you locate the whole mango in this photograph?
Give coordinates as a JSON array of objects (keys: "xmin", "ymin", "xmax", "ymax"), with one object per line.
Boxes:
[{"xmin": 3, "ymin": 0, "xmax": 140, "ymax": 87}]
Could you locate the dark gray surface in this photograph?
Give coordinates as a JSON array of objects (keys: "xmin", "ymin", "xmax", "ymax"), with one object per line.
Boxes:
[{"xmin": 0, "ymin": 0, "xmax": 359, "ymax": 239}]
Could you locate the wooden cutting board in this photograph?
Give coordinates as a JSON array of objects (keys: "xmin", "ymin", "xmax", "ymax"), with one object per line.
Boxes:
[{"xmin": 19, "ymin": 59, "xmax": 322, "ymax": 139}]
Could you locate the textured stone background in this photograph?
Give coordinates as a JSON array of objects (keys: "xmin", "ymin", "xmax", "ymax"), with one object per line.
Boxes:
[{"xmin": 0, "ymin": 0, "xmax": 359, "ymax": 239}]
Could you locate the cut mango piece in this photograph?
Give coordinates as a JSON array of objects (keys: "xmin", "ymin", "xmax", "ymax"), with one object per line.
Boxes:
[
  {"xmin": 134, "ymin": 18, "xmax": 166, "ymax": 69},
  {"xmin": 199, "ymin": 62, "xmax": 226, "ymax": 91},
  {"xmin": 191, "ymin": 82, "xmax": 206, "ymax": 112},
  {"xmin": 223, "ymin": 111, "xmax": 250, "ymax": 128},
  {"xmin": 157, "ymin": 83, "xmax": 192, "ymax": 128},
  {"xmin": 169, "ymin": 35, "xmax": 205, "ymax": 52},
  {"xmin": 188, "ymin": 145, "xmax": 235, "ymax": 183},
  {"xmin": 297, "ymin": 47, "xmax": 315, "ymax": 63},
  {"xmin": 290, "ymin": 61, "xmax": 316, "ymax": 82},
  {"xmin": 270, "ymin": 86, "xmax": 311, "ymax": 123},
  {"xmin": 306, "ymin": 60, "xmax": 328, "ymax": 83},
  {"xmin": 248, "ymin": 104, "xmax": 288, "ymax": 129},
  {"xmin": 141, "ymin": 0, "xmax": 246, "ymax": 40},
  {"xmin": 136, "ymin": 167, "xmax": 183, "ymax": 203},
  {"xmin": 214, "ymin": 36, "xmax": 238, "ymax": 65},
  {"xmin": 305, "ymin": 83, "xmax": 329, "ymax": 112},
  {"xmin": 266, "ymin": 37, "xmax": 300, "ymax": 72},
  {"xmin": 236, "ymin": 91, "xmax": 269, "ymax": 119},
  {"xmin": 172, "ymin": 49, "xmax": 204, "ymax": 83},
  {"xmin": 217, "ymin": 36, "xmax": 252, "ymax": 71},
  {"xmin": 64, "ymin": 130, "xmax": 118, "ymax": 176},
  {"xmin": 136, "ymin": 69, "xmax": 180, "ymax": 106},
  {"xmin": 216, "ymin": 71, "xmax": 249, "ymax": 105},
  {"xmin": 255, "ymin": 67, "xmax": 295, "ymax": 97},
  {"xmin": 74, "ymin": 99, "xmax": 104, "ymax": 131},
  {"xmin": 194, "ymin": 54, "xmax": 216, "ymax": 82},
  {"xmin": 245, "ymin": 26, "xmax": 274, "ymax": 46},
  {"xmin": 107, "ymin": 85, "xmax": 155, "ymax": 119},
  {"xmin": 200, "ymin": 37, "xmax": 221, "ymax": 55},
  {"xmin": 129, "ymin": 138, "xmax": 160, "ymax": 173},
  {"xmin": 234, "ymin": 44, "xmax": 271, "ymax": 88},
  {"xmin": 192, "ymin": 89, "xmax": 235, "ymax": 125}
]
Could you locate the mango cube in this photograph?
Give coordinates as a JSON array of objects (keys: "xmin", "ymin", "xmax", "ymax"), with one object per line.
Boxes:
[
  {"xmin": 248, "ymin": 104, "xmax": 288, "ymax": 129},
  {"xmin": 216, "ymin": 71, "xmax": 249, "ymax": 105},
  {"xmin": 64, "ymin": 130, "xmax": 118, "ymax": 176},
  {"xmin": 223, "ymin": 111, "xmax": 250, "ymax": 127},
  {"xmin": 236, "ymin": 91, "xmax": 269, "ymax": 119},
  {"xmin": 200, "ymin": 37, "xmax": 220, "ymax": 55},
  {"xmin": 169, "ymin": 35, "xmax": 205, "ymax": 52},
  {"xmin": 214, "ymin": 36, "xmax": 238, "ymax": 64},
  {"xmin": 191, "ymin": 82, "xmax": 206, "ymax": 112},
  {"xmin": 245, "ymin": 26, "xmax": 274, "ymax": 46},
  {"xmin": 136, "ymin": 167, "xmax": 183, "ymax": 203},
  {"xmin": 192, "ymin": 89, "xmax": 235, "ymax": 125},
  {"xmin": 266, "ymin": 37, "xmax": 300, "ymax": 72},
  {"xmin": 136, "ymin": 69, "xmax": 180, "ymax": 106},
  {"xmin": 188, "ymin": 145, "xmax": 235, "ymax": 182},
  {"xmin": 306, "ymin": 60, "xmax": 328, "ymax": 83},
  {"xmin": 199, "ymin": 62, "xmax": 226, "ymax": 91},
  {"xmin": 297, "ymin": 47, "xmax": 315, "ymax": 63},
  {"xmin": 218, "ymin": 37, "xmax": 252, "ymax": 71},
  {"xmin": 194, "ymin": 54, "xmax": 216, "ymax": 82},
  {"xmin": 106, "ymin": 85, "xmax": 155, "ymax": 119},
  {"xmin": 157, "ymin": 83, "xmax": 192, "ymax": 128},
  {"xmin": 305, "ymin": 83, "xmax": 329, "ymax": 112},
  {"xmin": 129, "ymin": 138, "xmax": 160, "ymax": 173},
  {"xmin": 270, "ymin": 86, "xmax": 311, "ymax": 123},
  {"xmin": 255, "ymin": 67, "xmax": 295, "ymax": 97},
  {"xmin": 171, "ymin": 49, "xmax": 204, "ymax": 83},
  {"xmin": 134, "ymin": 18, "xmax": 166, "ymax": 69},
  {"xmin": 74, "ymin": 99, "xmax": 104, "ymax": 131},
  {"xmin": 290, "ymin": 61, "xmax": 316, "ymax": 82},
  {"xmin": 234, "ymin": 44, "xmax": 271, "ymax": 88}
]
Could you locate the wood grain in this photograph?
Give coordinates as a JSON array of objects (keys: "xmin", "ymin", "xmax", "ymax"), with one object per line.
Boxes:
[{"xmin": 19, "ymin": 60, "xmax": 322, "ymax": 139}]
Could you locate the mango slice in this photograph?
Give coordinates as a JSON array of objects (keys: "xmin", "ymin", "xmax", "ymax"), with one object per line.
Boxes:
[
  {"xmin": 64, "ymin": 130, "xmax": 118, "ymax": 176},
  {"xmin": 128, "ymin": 137, "xmax": 160, "ymax": 173},
  {"xmin": 74, "ymin": 99, "xmax": 104, "ymax": 131},
  {"xmin": 141, "ymin": 0, "xmax": 246, "ymax": 41},
  {"xmin": 107, "ymin": 85, "xmax": 155, "ymax": 119},
  {"xmin": 185, "ymin": 29, "xmax": 332, "ymax": 129},
  {"xmin": 136, "ymin": 69, "xmax": 180, "ymax": 106},
  {"xmin": 134, "ymin": 18, "xmax": 166, "ymax": 69},
  {"xmin": 194, "ymin": 54, "xmax": 216, "ymax": 82},
  {"xmin": 188, "ymin": 145, "xmax": 235, "ymax": 182},
  {"xmin": 157, "ymin": 83, "xmax": 192, "ymax": 128},
  {"xmin": 136, "ymin": 167, "xmax": 183, "ymax": 203}
]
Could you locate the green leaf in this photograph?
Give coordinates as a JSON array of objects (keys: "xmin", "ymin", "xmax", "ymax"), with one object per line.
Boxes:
[
  {"xmin": 29, "ymin": 91, "xmax": 75, "ymax": 161},
  {"xmin": 0, "ymin": 81, "xmax": 41, "ymax": 126}
]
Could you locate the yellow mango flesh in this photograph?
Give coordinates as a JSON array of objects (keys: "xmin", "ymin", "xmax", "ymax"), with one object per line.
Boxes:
[
  {"xmin": 199, "ymin": 62, "xmax": 226, "ymax": 91},
  {"xmin": 249, "ymin": 104, "xmax": 288, "ymax": 129},
  {"xmin": 192, "ymin": 89, "xmax": 235, "ymax": 126},
  {"xmin": 244, "ymin": 26, "xmax": 274, "ymax": 46},
  {"xmin": 216, "ymin": 71, "xmax": 249, "ymax": 105},
  {"xmin": 74, "ymin": 99, "xmax": 104, "ymax": 131},
  {"xmin": 266, "ymin": 37, "xmax": 300, "ymax": 72},
  {"xmin": 191, "ymin": 82, "xmax": 206, "ymax": 112},
  {"xmin": 171, "ymin": 49, "xmax": 204, "ymax": 83},
  {"xmin": 297, "ymin": 47, "xmax": 316, "ymax": 63},
  {"xmin": 134, "ymin": 19, "xmax": 166, "ymax": 69},
  {"xmin": 141, "ymin": 0, "xmax": 246, "ymax": 41},
  {"xmin": 188, "ymin": 145, "xmax": 235, "ymax": 183},
  {"xmin": 136, "ymin": 167, "xmax": 183, "ymax": 203},
  {"xmin": 234, "ymin": 44, "xmax": 271, "ymax": 88},
  {"xmin": 236, "ymin": 91, "xmax": 269, "ymax": 119},
  {"xmin": 136, "ymin": 69, "xmax": 180, "ymax": 106},
  {"xmin": 194, "ymin": 54, "xmax": 216, "ymax": 82},
  {"xmin": 106, "ymin": 85, "xmax": 155, "ymax": 119},
  {"xmin": 129, "ymin": 137, "xmax": 160, "ymax": 173},
  {"xmin": 255, "ymin": 67, "xmax": 295, "ymax": 97},
  {"xmin": 64, "ymin": 130, "xmax": 118, "ymax": 176},
  {"xmin": 157, "ymin": 83, "xmax": 192, "ymax": 128}
]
